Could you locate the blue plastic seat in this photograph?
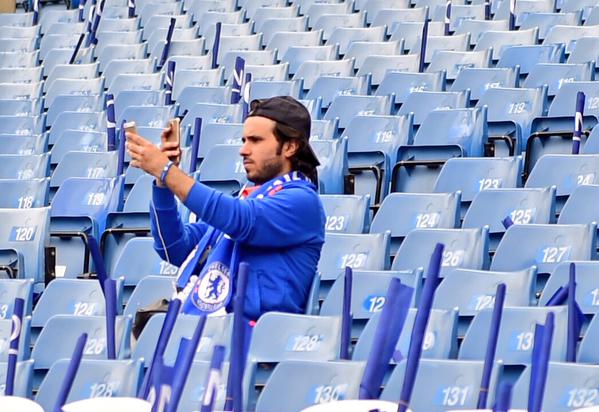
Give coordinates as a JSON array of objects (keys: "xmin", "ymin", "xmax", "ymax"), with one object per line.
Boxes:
[
  {"xmin": 197, "ymin": 122, "xmax": 243, "ymax": 160},
  {"xmin": 360, "ymin": 0, "xmax": 410, "ymax": 23},
  {"xmin": 0, "ymin": 360, "xmax": 34, "ymax": 397},
  {"xmin": 306, "ymin": 75, "xmax": 370, "ymax": 109},
  {"xmin": 0, "ymin": 134, "xmax": 46, "ymax": 155},
  {"xmin": 259, "ymin": 16, "xmax": 307, "ymax": 45},
  {"xmin": 353, "ymin": 308, "xmax": 459, "ymax": 362},
  {"xmin": 345, "ymin": 39, "xmax": 403, "ymax": 70},
  {"xmin": 255, "ymin": 360, "xmax": 365, "ymax": 412},
  {"xmin": 38, "ymin": 33, "xmax": 81, "ymax": 61},
  {"xmin": 428, "ymin": 49, "xmax": 492, "ymax": 80},
  {"xmin": 46, "ymin": 94, "xmax": 102, "ymax": 127},
  {"xmin": 44, "ymin": 77, "xmax": 104, "ymax": 109},
  {"xmin": 434, "ymin": 156, "xmax": 521, "ymax": 215},
  {"xmin": 46, "ymin": 110, "xmax": 105, "ymax": 145},
  {"xmin": 398, "ymin": 90, "xmax": 470, "ymax": 126},
  {"xmin": 435, "ymin": 267, "xmax": 536, "ymax": 336},
  {"xmin": 108, "ymin": 72, "xmax": 162, "ymax": 99},
  {"xmin": 312, "ymin": 138, "xmax": 349, "ymax": 194},
  {"xmin": 178, "ymin": 360, "xmax": 229, "ymax": 412},
  {"xmin": 0, "ymin": 278, "xmax": 34, "ymax": 319},
  {"xmin": 357, "ymin": 54, "xmax": 420, "ymax": 86},
  {"xmin": 567, "ymin": 36, "xmax": 599, "ymax": 64},
  {"xmin": 268, "ymin": 29, "xmax": 322, "ymax": 62},
  {"xmin": 35, "ymin": 359, "xmax": 142, "ymax": 410},
  {"xmin": 491, "ymin": 224, "xmax": 596, "ymax": 287},
  {"xmin": 389, "ymin": 21, "xmax": 444, "ymax": 52},
  {"xmin": 0, "ymin": 12, "xmax": 34, "ymax": 27},
  {"xmin": 293, "ymin": 58, "xmax": 354, "ymax": 91},
  {"xmin": 320, "ymin": 269, "xmax": 422, "ymax": 338},
  {"xmin": 578, "ymin": 313, "xmax": 599, "ymax": 363},
  {"xmin": 540, "ymin": 261, "xmax": 599, "ymax": 316},
  {"xmin": 181, "ymin": 102, "xmax": 241, "ymax": 129},
  {"xmin": 119, "ymin": 105, "xmax": 172, "ymax": 129},
  {"xmin": 320, "ymin": 194, "xmax": 371, "ymax": 234},
  {"xmin": 31, "ymin": 314, "xmax": 132, "ymax": 387},
  {"xmin": 246, "ymin": 312, "xmax": 341, "ymax": 407},
  {"xmin": 199, "ymin": 144, "xmax": 247, "ymax": 195},
  {"xmin": 97, "ymin": 43, "xmax": 147, "ymax": 72},
  {"xmin": 203, "ymin": 22, "xmax": 254, "ymax": 53},
  {"xmin": 376, "ymin": 71, "xmax": 446, "ymax": 105},
  {"xmin": 392, "ymin": 227, "xmax": 489, "ymax": 278},
  {"xmin": 110, "ymin": 237, "xmax": 178, "ymax": 289},
  {"xmin": 215, "ymin": 33, "xmax": 262, "ymax": 66},
  {"xmin": 525, "ymin": 154, "xmax": 599, "ymax": 210},
  {"xmin": 43, "ymin": 46, "xmax": 94, "ymax": 77},
  {"xmin": 0, "ymin": 67, "xmax": 42, "ymax": 84},
  {"xmin": 139, "ymin": 2, "xmax": 182, "ymax": 27},
  {"xmin": 558, "ymin": 184, "xmax": 599, "ymax": 227},
  {"xmin": 325, "ymin": 25, "xmax": 386, "ymax": 55},
  {"xmin": 220, "ymin": 49, "xmax": 276, "ymax": 78},
  {"xmin": 38, "ymin": 9, "xmax": 79, "ymax": 34},
  {"xmin": 459, "ymin": 306, "xmax": 567, "ymax": 365},
  {"xmin": 173, "ymin": 68, "xmax": 224, "ymax": 101},
  {"xmin": 50, "ymin": 151, "xmax": 119, "ymax": 192},
  {"xmin": 50, "ymin": 130, "xmax": 107, "ymax": 167},
  {"xmin": 511, "ymin": 361, "xmax": 599, "ymax": 411},
  {"xmin": 0, "ymin": 114, "xmax": 42, "ymax": 135},
  {"xmin": 549, "ymin": 81, "xmax": 599, "ymax": 118},
  {"xmin": 0, "ymin": 153, "xmax": 49, "ymax": 180},
  {"xmin": 95, "ymin": 30, "xmax": 143, "ymax": 59},
  {"xmin": 0, "ymin": 51, "xmax": 39, "ymax": 69},
  {"xmin": 454, "ymin": 19, "xmax": 509, "ymax": 45},
  {"xmin": 311, "ymin": 118, "xmax": 337, "ymax": 140},
  {"xmin": 244, "ymin": 0, "xmax": 286, "ymax": 18},
  {"xmin": 313, "ymin": 11, "xmax": 366, "ymax": 41},
  {"xmin": 31, "ymin": 278, "xmax": 122, "ymax": 327},
  {"xmin": 317, "ymin": 232, "xmax": 391, "ymax": 297},
  {"xmin": 497, "ymin": 44, "xmax": 565, "ymax": 76},
  {"xmin": 0, "ymin": 37, "xmax": 35, "ymax": 53},
  {"xmin": 132, "ymin": 314, "xmax": 231, "ymax": 367},
  {"xmin": 123, "ymin": 275, "xmax": 176, "ymax": 318},
  {"xmin": 0, "ymin": 317, "xmax": 31, "ymax": 361},
  {"xmin": 103, "ymin": 58, "xmax": 155, "ymax": 91},
  {"xmin": 544, "ymin": 24, "xmax": 599, "ymax": 54},
  {"xmin": 370, "ymin": 192, "xmax": 460, "ymax": 251},
  {"xmin": 98, "ymin": 16, "xmax": 141, "ymax": 33},
  {"xmin": 523, "ymin": 62, "xmax": 593, "ymax": 98},
  {"xmin": 493, "ymin": 0, "xmax": 553, "ymax": 25},
  {"xmin": 230, "ymin": 62, "xmax": 289, "ymax": 83},
  {"xmin": 476, "ymin": 86, "xmax": 547, "ymax": 153},
  {"xmin": 0, "ymin": 99, "xmax": 42, "ymax": 117},
  {"xmin": 519, "ymin": 11, "xmax": 582, "ymax": 40},
  {"xmin": 324, "ymin": 94, "xmax": 392, "ymax": 130},
  {"xmin": 145, "ymin": 26, "xmax": 197, "ymax": 59},
  {"xmin": 250, "ymin": 80, "xmax": 302, "ymax": 100},
  {"xmin": 432, "ymin": 3, "xmax": 486, "ymax": 31},
  {"xmin": 463, "ymin": 187, "xmax": 556, "ymax": 250},
  {"xmin": 475, "ymin": 28, "xmax": 539, "ymax": 61}
]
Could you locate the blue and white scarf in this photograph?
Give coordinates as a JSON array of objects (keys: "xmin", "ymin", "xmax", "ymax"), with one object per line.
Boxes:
[{"xmin": 178, "ymin": 171, "xmax": 314, "ymax": 316}]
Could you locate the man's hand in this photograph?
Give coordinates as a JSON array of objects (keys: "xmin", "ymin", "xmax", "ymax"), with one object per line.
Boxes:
[
  {"xmin": 161, "ymin": 121, "xmax": 182, "ymax": 166},
  {"xmin": 126, "ymin": 131, "xmax": 170, "ymax": 180}
]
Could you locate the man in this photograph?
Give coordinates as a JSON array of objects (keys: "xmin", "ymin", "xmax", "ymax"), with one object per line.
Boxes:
[{"xmin": 126, "ymin": 96, "xmax": 325, "ymax": 320}]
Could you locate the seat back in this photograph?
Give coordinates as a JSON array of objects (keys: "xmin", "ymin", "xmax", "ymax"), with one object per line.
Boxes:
[
  {"xmin": 539, "ymin": 261, "xmax": 599, "ymax": 315},
  {"xmin": 0, "ymin": 178, "xmax": 49, "ymax": 208},
  {"xmin": 320, "ymin": 194, "xmax": 371, "ymax": 234},
  {"xmin": 398, "ymin": 90, "xmax": 470, "ymax": 125},
  {"xmin": 312, "ymin": 138, "xmax": 348, "ymax": 195},
  {"xmin": 451, "ymin": 67, "xmax": 518, "ymax": 101}
]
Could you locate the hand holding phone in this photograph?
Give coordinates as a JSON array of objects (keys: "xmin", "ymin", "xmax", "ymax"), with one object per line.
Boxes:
[{"xmin": 161, "ymin": 118, "xmax": 181, "ymax": 165}]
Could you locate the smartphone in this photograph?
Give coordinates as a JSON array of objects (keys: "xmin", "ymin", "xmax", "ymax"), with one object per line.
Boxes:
[
  {"xmin": 123, "ymin": 121, "xmax": 137, "ymax": 135},
  {"xmin": 167, "ymin": 118, "xmax": 181, "ymax": 145}
]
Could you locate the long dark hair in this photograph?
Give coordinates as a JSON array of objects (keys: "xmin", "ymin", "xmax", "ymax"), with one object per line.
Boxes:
[{"xmin": 273, "ymin": 122, "xmax": 319, "ymax": 185}]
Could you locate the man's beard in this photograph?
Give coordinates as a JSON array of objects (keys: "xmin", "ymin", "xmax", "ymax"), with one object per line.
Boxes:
[{"xmin": 246, "ymin": 157, "xmax": 285, "ymax": 185}]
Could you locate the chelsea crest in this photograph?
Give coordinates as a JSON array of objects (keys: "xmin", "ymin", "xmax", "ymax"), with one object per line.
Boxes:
[{"xmin": 191, "ymin": 261, "xmax": 231, "ymax": 313}]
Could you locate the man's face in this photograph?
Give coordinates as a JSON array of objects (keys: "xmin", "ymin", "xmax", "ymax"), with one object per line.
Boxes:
[{"xmin": 240, "ymin": 116, "xmax": 287, "ymax": 184}]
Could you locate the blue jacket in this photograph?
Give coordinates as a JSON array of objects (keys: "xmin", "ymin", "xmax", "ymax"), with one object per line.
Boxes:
[{"xmin": 150, "ymin": 178, "xmax": 326, "ymax": 320}]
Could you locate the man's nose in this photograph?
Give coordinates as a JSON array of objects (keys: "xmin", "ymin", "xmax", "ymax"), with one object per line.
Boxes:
[{"xmin": 239, "ymin": 142, "xmax": 250, "ymax": 156}]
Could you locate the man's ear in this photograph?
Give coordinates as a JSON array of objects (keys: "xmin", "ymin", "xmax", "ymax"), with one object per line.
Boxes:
[{"xmin": 283, "ymin": 139, "xmax": 300, "ymax": 159}]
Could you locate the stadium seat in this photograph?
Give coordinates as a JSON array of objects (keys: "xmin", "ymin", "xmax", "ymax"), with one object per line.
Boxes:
[
  {"xmin": 0, "ymin": 99, "xmax": 41, "ymax": 117},
  {"xmin": 259, "ymin": 16, "xmax": 308, "ymax": 46},
  {"xmin": 293, "ymin": 58, "xmax": 354, "ymax": 91},
  {"xmin": 103, "ymin": 58, "xmax": 155, "ymax": 91},
  {"xmin": 98, "ymin": 43, "xmax": 147, "ymax": 72},
  {"xmin": 357, "ymin": 54, "xmax": 420, "ymax": 86},
  {"xmin": 46, "ymin": 111, "xmax": 105, "ymax": 145},
  {"xmin": 199, "ymin": 144, "xmax": 247, "ymax": 195},
  {"xmin": 432, "ymin": 3, "xmax": 486, "ymax": 31},
  {"xmin": 178, "ymin": 360, "xmax": 229, "ymax": 412},
  {"xmin": 578, "ymin": 313, "xmax": 599, "ymax": 363},
  {"xmin": 268, "ymin": 29, "xmax": 323, "ymax": 62},
  {"xmin": 221, "ymin": 49, "xmax": 277, "ymax": 77},
  {"xmin": 539, "ymin": 261, "xmax": 599, "ymax": 315},
  {"xmin": 255, "ymin": 360, "xmax": 365, "ymax": 412},
  {"xmin": 0, "ymin": 153, "xmax": 49, "ymax": 180},
  {"xmin": 497, "ymin": 44, "xmax": 565, "ymax": 76},
  {"xmin": 567, "ymin": 36, "xmax": 599, "ymax": 64},
  {"xmin": 132, "ymin": 314, "xmax": 231, "ymax": 367},
  {"xmin": 475, "ymin": 28, "xmax": 538, "ymax": 61},
  {"xmin": 38, "ymin": 33, "xmax": 81, "ymax": 61},
  {"xmin": 389, "ymin": 20, "xmax": 445, "ymax": 51},
  {"xmin": 378, "ymin": 70, "xmax": 445, "ymax": 105},
  {"xmin": 523, "ymin": 62, "xmax": 593, "ymax": 98},
  {"xmin": 462, "ymin": 187, "xmax": 556, "ymax": 250},
  {"xmin": 95, "ymin": 30, "xmax": 143, "ymax": 59},
  {"xmin": 235, "ymin": 62, "xmax": 289, "ymax": 83},
  {"xmin": 525, "ymin": 154, "xmax": 599, "ymax": 210},
  {"xmin": 558, "ymin": 184, "xmax": 599, "ymax": 227},
  {"xmin": 46, "ymin": 95, "xmax": 103, "ymax": 127},
  {"xmin": 181, "ymin": 102, "xmax": 242, "ymax": 129},
  {"xmin": 0, "ymin": 37, "xmax": 35, "ymax": 53},
  {"xmin": 50, "ymin": 151, "xmax": 119, "ymax": 193},
  {"xmin": 435, "ymin": 267, "xmax": 536, "ymax": 335},
  {"xmin": 493, "ymin": 0, "xmax": 553, "ymax": 25},
  {"xmin": 491, "ymin": 223, "xmax": 596, "ymax": 289},
  {"xmin": 0, "ymin": 278, "xmax": 34, "ymax": 318},
  {"xmin": 476, "ymin": 86, "xmax": 548, "ymax": 153},
  {"xmin": 353, "ymin": 308, "xmax": 459, "ymax": 362},
  {"xmin": 459, "ymin": 306, "xmax": 568, "ymax": 365},
  {"xmin": 319, "ymin": 269, "xmax": 422, "ymax": 338},
  {"xmin": 427, "ymin": 49, "xmax": 492, "ymax": 80},
  {"xmin": 0, "ymin": 135, "xmax": 46, "ymax": 155},
  {"xmin": 511, "ymin": 362, "xmax": 599, "ymax": 411},
  {"xmin": 50, "ymin": 131, "xmax": 108, "ymax": 167},
  {"xmin": 312, "ymin": 138, "xmax": 349, "ymax": 195},
  {"xmin": 0, "ymin": 207, "xmax": 50, "ymax": 288},
  {"xmin": 173, "ymin": 68, "xmax": 225, "ymax": 101},
  {"xmin": 246, "ymin": 312, "xmax": 341, "ymax": 407},
  {"xmin": 317, "ymin": 232, "xmax": 390, "ymax": 296},
  {"xmin": 434, "ymin": 156, "xmax": 522, "ymax": 216},
  {"xmin": 320, "ymin": 194, "xmax": 371, "ymax": 234},
  {"xmin": 544, "ymin": 24, "xmax": 599, "ymax": 54},
  {"xmin": 370, "ymin": 192, "xmax": 461, "ymax": 251},
  {"xmin": 419, "ymin": 33, "xmax": 471, "ymax": 65},
  {"xmin": 392, "ymin": 227, "xmax": 489, "ymax": 277},
  {"xmin": 31, "ymin": 278, "xmax": 122, "ymax": 338},
  {"xmin": 346, "ymin": 39, "xmax": 403, "ymax": 70},
  {"xmin": 0, "ymin": 51, "xmax": 39, "ymax": 69},
  {"xmin": 0, "ymin": 66, "xmax": 42, "ymax": 84},
  {"xmin": 44, "ymin": 77, "xmax": 104, "ymax": 109},
  {"xmin": 519, "ymin": 11, "xmax": 582, "ymax": 40},
  {"xmin": 0, "ymin": 360, "xmax": 34, "ymax": 397},
  {"xmin": 325, "ymin": 25, "xmax": 386, "ymax": 55},
  {"xmin": 123, "ymin": 275, "xmax": 176, "ymax": 318},
  {"xmin": 324, "ymin": 94, "xmax": 392, "ymax": 130},
  {"xmin": 397, "ymin": 90, "xmax": 470, "ymax": 126},
  {"xmin": 454, "ymin": 19, "xmax": 509, "ymax": 45},
  {"xmin": 548, "ymin": 81, "xmax": 599, "ymax": 118},
  {"xmin": 35, "ymin": 359, "xmax": 143, "ymax": 411},
  {"xmin": 119, "ymin": 105, "xmax": 172, "ymax": 129},
  {"xmin": 313, "ymin": 11, "xmax": 366, "ymax": 41},
  {"xmin": 380, "ymin": 359, "xmax": 501, "ymax": 410},
  {"xmin": 306, "ymin": 75, "xmax": 370, "ymax": 109}
]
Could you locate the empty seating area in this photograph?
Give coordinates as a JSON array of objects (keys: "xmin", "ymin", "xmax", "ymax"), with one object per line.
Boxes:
[{"xmin": 2, "ymin": 0, "xmax": 599, "ymax": 409}]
